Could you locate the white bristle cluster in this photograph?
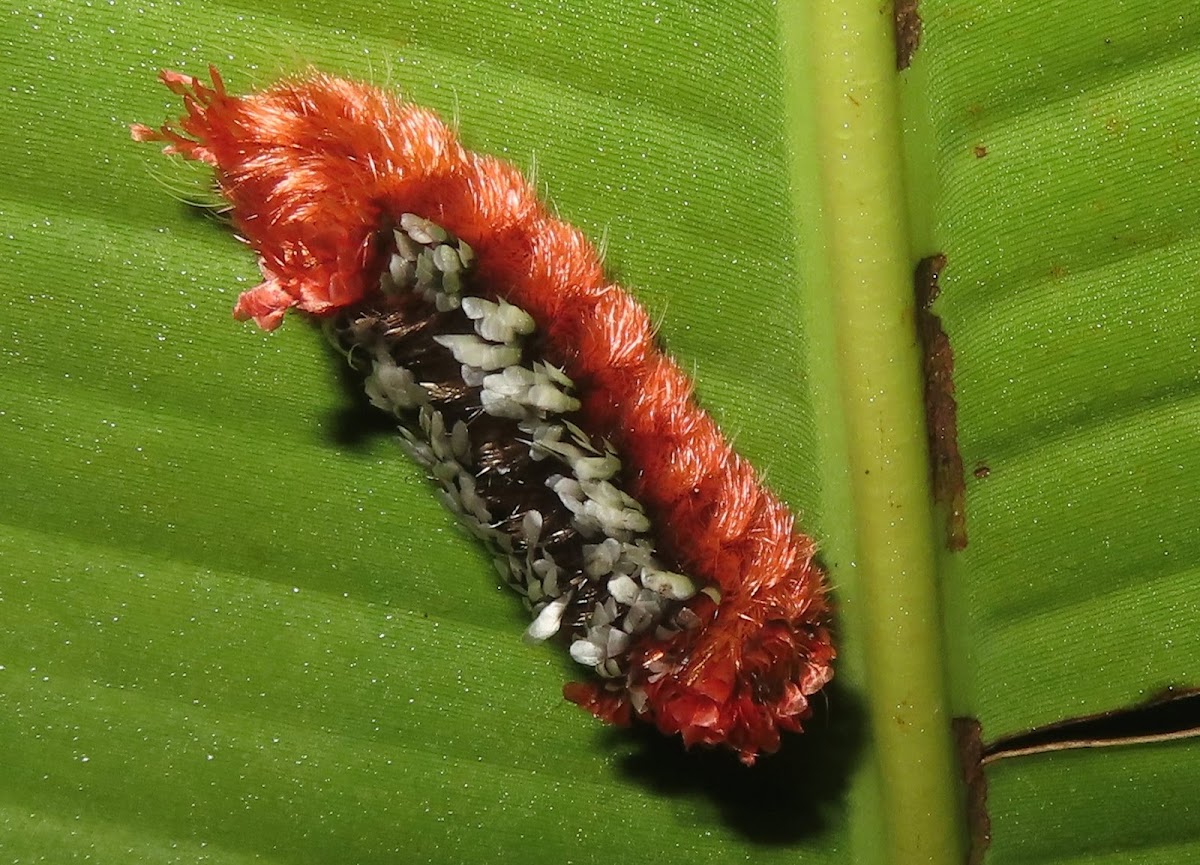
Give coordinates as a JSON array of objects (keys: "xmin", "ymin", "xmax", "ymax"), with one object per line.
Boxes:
[
  {"xmin": 461, "ymin": 296, "xmax": 536, "ymax": 343},
  {"xmin": 356, "ymin": 214, "xmax": 705, "ymax": 677},
  {"xmin": 383, "ymin": 213, "xmax": 475, "ymax": 312},
  {"xmin": 481, "ymin": 364, "xmax": 581, "ymax": 417}
]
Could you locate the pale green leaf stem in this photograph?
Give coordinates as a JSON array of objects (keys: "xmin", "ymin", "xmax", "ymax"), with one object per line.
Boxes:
[{"xmin": 782, "ymin": 2, "xmax": 966, "ymax": 863}]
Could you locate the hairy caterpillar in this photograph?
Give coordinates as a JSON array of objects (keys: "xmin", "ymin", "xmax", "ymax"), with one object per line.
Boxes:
[{"xmin": 132, "ymin": 67, "xmax": 833, "ymax": 764}]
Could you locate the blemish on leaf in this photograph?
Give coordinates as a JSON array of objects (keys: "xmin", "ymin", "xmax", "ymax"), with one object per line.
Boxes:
[
  {"xmin": 983, "ymin": 687, "xmax": 1200, "ymax": 763},
  {"xmin": 1105, "ymin": 116, "xmax": 1128, "ymax": 135},
  {"xmin": 894, "ymin": 0, "xmax": 923, "ymax": 71},
  {"xmin": 954, "ymin": 718, "xmax": 991, "ymax": 865},
  {"xmin": 972, "ymin": 463, "xmax": 990, "ymax": 480},
  {"xmin": 915, "ymin": 254, "xmax": 967, "ymax": 551},
  {"xmin": 972, "ymin": 144, "xmax": 988, "ymax": 159}
]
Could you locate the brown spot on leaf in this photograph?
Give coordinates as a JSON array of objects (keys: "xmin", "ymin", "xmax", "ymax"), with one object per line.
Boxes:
[
  {"xmin": 894, "ymin": 0, "xmax": 922, "ymax": 70},
  {"xmin": 954, "ymin": 718, "xmax": 991, "ymax": 865},
  {"xmin": 973, "ymin": 463, "xmax": 990, "ymax": 480},
  {"xmin": 972, "ymin": 144, "xmax": 988, "ymax": 158},
  {"xmin": 915, "ymin": 254, "xmax": 967, "ymax": 551}
]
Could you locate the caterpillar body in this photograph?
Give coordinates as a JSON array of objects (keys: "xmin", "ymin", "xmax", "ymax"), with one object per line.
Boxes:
[{"xmin": 133, "ymin": 68, "xmax": 834, "ymax": 764}]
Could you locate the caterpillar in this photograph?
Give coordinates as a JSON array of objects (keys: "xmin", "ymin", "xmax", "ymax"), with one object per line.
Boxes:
[{"xmin": 132, "ymin": 67, "xmax": 834, "ymax": 764}]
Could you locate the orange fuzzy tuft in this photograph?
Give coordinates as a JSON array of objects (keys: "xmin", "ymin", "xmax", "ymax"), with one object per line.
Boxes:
[{"xmin": 133, "ymin": 67, "xmax": 834, "ymax": 764}]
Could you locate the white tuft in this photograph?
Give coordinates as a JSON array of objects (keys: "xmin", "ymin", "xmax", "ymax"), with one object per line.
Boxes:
[
  {"xmin": 569, "ymin": 638, "xmax": 603, "ymax": 667},
  {"xmin": 521, "ymin": 510, "xmax": 544, "ymax": 546},
  {"xmin": 450, "ymin": 420, "xmax": 471, "ymax": 463},
  {"xmin": 607, "ymin": 574, "xmax": 640, "ymax": 606},
  {"xmin": 605, "ymin": 627, "xmax": 630, "ymax": 658},
  {"xmin": 434, "ymin": 334, "xmax": 521, "ymax": 371},
  {"xmin": 526, "ymin": 383, "xmax": 580, "ymax": 414},
  {"xmin": 524, "ymin": 596, "xmax": 569, "ymax": 643},
  {"xmin": 641, "ymin": 568, "xmax": 698, "ymax": 601},
  {"xmin": 573, "ymin": 453, "xmax": 620, "ymax": 482}
]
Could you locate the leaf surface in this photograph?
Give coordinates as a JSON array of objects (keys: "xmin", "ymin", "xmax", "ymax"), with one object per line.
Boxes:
[{"xmin": 2, "ymin": 1, "xmax": 1197, "ymax": 864}]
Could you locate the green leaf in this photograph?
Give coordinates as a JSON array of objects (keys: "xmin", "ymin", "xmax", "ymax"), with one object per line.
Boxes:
[{"xmin": 2, "ymin": 1, "xmax": 1197, "ymax": 864}]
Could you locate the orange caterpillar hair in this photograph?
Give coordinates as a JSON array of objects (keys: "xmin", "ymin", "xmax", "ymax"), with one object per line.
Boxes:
[{"xmin": 133, "ymin": 67, "xmax": 834, "ymax": 763}]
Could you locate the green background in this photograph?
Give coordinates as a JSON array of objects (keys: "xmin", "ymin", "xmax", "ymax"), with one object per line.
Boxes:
[{"xmin": 2, "ymin": 1, "xmax": 1197, "ymax": 863}]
